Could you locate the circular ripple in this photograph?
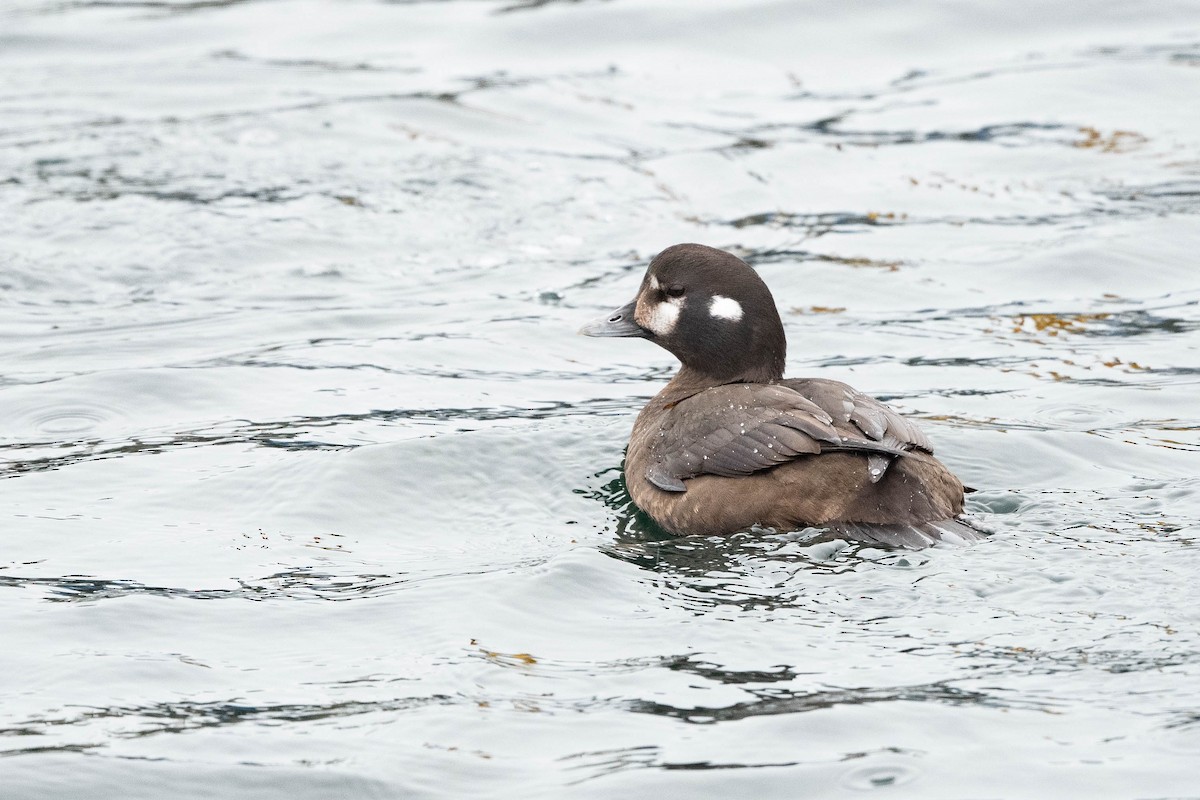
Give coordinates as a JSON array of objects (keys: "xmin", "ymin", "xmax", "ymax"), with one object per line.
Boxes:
[
  {"xmin": 842, "ymin": 763, "xmax": 920, "ymax": 791},
  {"xmin": 36, "ymin": 407, "xmax": 112, "ymax": 434},
  {"xmin": 1031, "ymin": 403, "xmax": 1126, "ymax": 431},
  {"xmin": 8, "ymin": 400, "xmax": 130, "ymax": 441}
]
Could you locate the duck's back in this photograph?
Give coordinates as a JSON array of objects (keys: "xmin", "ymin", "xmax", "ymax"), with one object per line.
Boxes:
[{"xmin": 625, "ymin": 378, "xmax": 974, "ymax": 545}]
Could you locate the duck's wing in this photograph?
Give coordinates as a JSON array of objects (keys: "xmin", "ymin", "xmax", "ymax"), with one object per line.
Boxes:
[
  {"xmin": 782, "ymin": 378, "xmax": 933, "ymax": 452},
  {"xmin": 780, "ymin": 378, "xmax": 934, "ymax": 485},
  {"xmin": 645, "ymin": 383, "xmax": 910, "ymax": 493}
]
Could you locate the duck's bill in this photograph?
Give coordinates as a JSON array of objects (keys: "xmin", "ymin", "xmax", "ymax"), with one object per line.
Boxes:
[{"xmin": 578, "ymin": 299, "xmax": 646, "ymax": 338}]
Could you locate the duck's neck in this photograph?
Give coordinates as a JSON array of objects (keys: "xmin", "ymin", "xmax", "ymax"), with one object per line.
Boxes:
[{"xmin": 655, "ymin": 363, "xmax": 781, "ymax": 407}]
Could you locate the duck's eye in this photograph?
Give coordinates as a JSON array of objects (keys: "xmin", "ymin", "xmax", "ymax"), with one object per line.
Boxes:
[{"xmin": 664, "ymin": 284, "xmax": 685, "ymax": 298}]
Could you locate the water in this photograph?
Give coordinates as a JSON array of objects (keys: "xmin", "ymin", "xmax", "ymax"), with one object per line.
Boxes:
[{"xmin": 2, "ymin": 0, "xmax": 1199, "ymax": 796}]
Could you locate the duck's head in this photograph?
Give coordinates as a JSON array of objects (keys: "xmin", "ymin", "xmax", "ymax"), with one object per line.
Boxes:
[{"xmin": 580, "ymin": 243, "xmax": 786, "ymax": 384}]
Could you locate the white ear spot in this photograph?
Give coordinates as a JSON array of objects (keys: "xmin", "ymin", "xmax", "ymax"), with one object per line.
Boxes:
[
  {"xmin": 648, "ymin": 274, "xmax": 660, "ymax": 292},
  {"xmin": 709, "ymin": 295, "xmax": 743, "ymax": 321}
]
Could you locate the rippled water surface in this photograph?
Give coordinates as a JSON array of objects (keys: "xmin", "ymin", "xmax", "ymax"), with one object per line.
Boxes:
[{"xmin": 3, "ymin": 1, "xmax": 1200, "ymax": 796}]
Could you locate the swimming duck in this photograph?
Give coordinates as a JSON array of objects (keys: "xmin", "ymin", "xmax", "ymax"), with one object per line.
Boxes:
[{"xmin": 580, "ymin": 243, "xmax": 982, "ymax": 548}]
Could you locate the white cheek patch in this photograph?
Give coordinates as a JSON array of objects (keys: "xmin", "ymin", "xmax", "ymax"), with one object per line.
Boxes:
[
  {"xmin": 709, "ymin": 295, "xmax": 743, "ymax": 321},
  {"xmin": 638, "ymin": 298, "xmax": 682, "ymax": 336}
]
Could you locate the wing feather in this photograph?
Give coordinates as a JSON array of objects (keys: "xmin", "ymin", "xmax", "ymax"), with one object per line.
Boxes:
[{"xmin": 644, "ymin": 382, "xmax": 930, "ymax": 493}]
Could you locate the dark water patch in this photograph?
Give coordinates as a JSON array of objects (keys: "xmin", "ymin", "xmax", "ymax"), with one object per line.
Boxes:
[
  {"xmin": 4, "ymin": 694, "xmax": 454, "ymax": 748},
  {"xmin": 0, "ymin": 743, "xmax": 98, "ymax": 758},
  {"xmin": 560, "ymin": 744, "xmax": 806, "ymax": 784},
  {"xmin": 0, "ymin": 573, "xmax": 250, "ymax": 602},
  {"xmin": 664, "ymin": 656, "xmax": 800, "ymax": 685},
  {"xmin": 28, "ymin": 158, "xmax": 365, "ymax": 206},
  {"xmin": 712, "ymin": 204, "xmax": 1194, "ymax": 235},
  {"xmin": 1, "ymin": 424, "xmax": 350, "ymax": 479},
  {"xmin": 724, "ymin": 211, "xmax": 903, "ymax": 232},
  {"xmin": 604, "ymin": 529, "xmax": 851, "ymax": 576},
  {"xmin": 0, "ymin": 561, "xmax": 539, "ymax": 603},
  {"xmin": 628, "ymin": 682, "xmax": 1019, "ymax": 725},
  {"xmin": 703, "ymin": 119, "xmax": 1076, "ymax": 151},
  {"xmin": 211, "ymin": 49, "xmax": 421, "ymax": 74},
  {"xmin": 0, "ymin": 397, "xmax": 642, "ymax": 478},
  {"xmin": 0, "ymin": 568, "xmax": 409, "ymax": 603},
  {"xmin": 961, "ymin": 641, "xmax": 1199, "ymax": 677},
  {"xmin": 578, "ymin": 467, "xmax": 676, "ymax": 543},
  {"xmin": 1097, "ymin": 180, "xmax": 1200, "ymax": 215},
  {"xmin": 600, "ymin": 531, "xmax": 938, "ymax": 614}
]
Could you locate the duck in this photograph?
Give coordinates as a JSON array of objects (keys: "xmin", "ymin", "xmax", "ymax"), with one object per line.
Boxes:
[{"xmin": 580, "ymin": 243, "xmax": 983, "ymax": 548}]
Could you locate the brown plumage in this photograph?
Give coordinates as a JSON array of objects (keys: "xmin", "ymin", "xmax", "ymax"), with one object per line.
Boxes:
[{"xmin": 580, "ymin": 243, "xmax": 983, "ymax": 548}]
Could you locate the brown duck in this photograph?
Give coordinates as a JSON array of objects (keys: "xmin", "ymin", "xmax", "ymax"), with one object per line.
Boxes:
[{"xmin": 580, "ymin": 243, "xmax": 983, "ymax": 548}]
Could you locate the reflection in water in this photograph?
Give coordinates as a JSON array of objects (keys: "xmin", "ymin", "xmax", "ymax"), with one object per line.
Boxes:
[
  {"xmin": 587, "ymin": 461, "xmax": 975, "ymax": 580},
  {"xmin": 664, "ymin": 655, "xmax": 798, "ymax": 685},
  {"xmin": 561, "ymin": 744, "xmax": 928, "ymax": 785},
  {"xmin": 3, "ymin": 694, "xmax": 454, "ymax": 757},
  {"xmin": 578, "ymin": 465, "xmax": 675, "ymax": 544},
  {"xmin": 628, "ymin": 682, "xmax": 1004, "ymax": 725},
  {"xmin": 0, "ymin": 567, "xmax": 407, "ymax": 603}
]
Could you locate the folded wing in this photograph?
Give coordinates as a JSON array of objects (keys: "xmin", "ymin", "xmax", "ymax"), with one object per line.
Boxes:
[
  {"xmin": 784, "ymin": 378, "xmax": 932, "ymax": 452},
  {"xmin": 645, "ymin": 382, "xmax": 919, "ymax": 493}
]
